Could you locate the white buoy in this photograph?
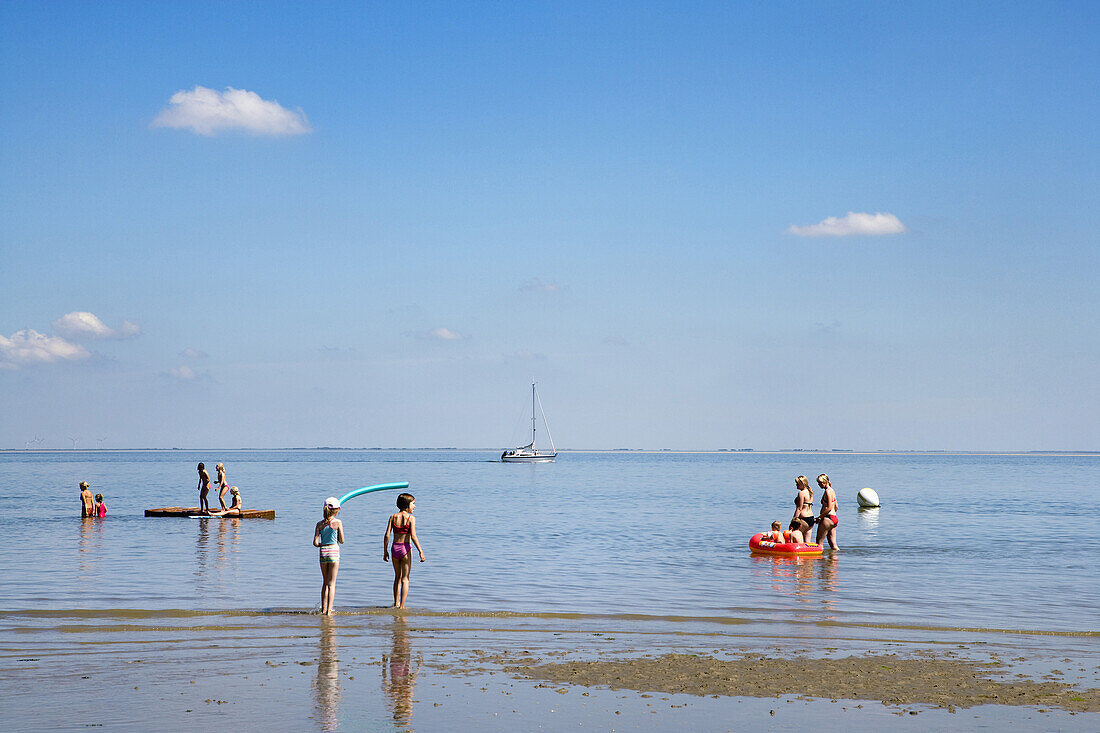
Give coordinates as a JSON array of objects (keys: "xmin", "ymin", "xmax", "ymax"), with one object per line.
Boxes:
[{"xmin": 857, "ymin": 487, "xmax": 880, "ymax": 507}]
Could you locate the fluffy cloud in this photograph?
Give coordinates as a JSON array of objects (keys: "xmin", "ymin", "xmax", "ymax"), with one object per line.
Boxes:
[
  {"xmin": 0, "ymin": 329, "xmax": 90, "ymax": 368},
  {"xmin": 520, "ymin": 278, "xmax": 564, "ymax": 292},
  {"xmin": 407, "ymin": 327, "xmax": 466, "ymax": 341},
  {"xmin": 53, "ymin": 311, "xmax": 140, "ymax": 340},
  {"xmin": 787, "ymin": 212, "xmax": 906, "ymax": 237},
  {"xmin": 167, "ymin": 366, "xmax": 197, "ymax": 381},
  {"xmin": 424, "ymin": 327, "xmax": 464, "ymax": 341},
  {"xmin": 152, "ymin": 86, "xmax": 312, "ymax": 136},
  {"xmin": 180, "ymin": 348, "xmax": 208, "ymax": 359}
]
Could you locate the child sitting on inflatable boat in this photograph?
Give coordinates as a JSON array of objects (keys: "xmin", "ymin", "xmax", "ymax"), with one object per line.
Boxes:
[{"xmin": 761, "ymin": 520, "xmax": 806, "ymax": 544}]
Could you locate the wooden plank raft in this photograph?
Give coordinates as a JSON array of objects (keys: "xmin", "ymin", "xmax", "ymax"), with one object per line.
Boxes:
[{"xmin": 144, "ymin": 506, "xmax": 276, "ymax": 519}]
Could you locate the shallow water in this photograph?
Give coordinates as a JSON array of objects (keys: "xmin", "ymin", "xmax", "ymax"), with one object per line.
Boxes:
[
  {"xmin": 2, "ymin": 607, "xmax": 1097, "ymax": 732},
  {"xmin": 2, "ymin": 449, "xmax": 1097, "ymax": 633},
  {"xmin": 4, "ymin": 450, "xmax": 1099, "ymax": 730}
]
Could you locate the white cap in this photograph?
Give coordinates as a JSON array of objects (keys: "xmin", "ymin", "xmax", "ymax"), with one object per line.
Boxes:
[{"xmin": 324, "ymin": 496, "xmax": 341, "ymax": 509}]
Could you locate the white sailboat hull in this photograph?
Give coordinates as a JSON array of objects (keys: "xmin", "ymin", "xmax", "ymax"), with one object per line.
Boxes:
[{"xmin": 501, "ymin": 452, "xmax": 556, "ymax": 463}]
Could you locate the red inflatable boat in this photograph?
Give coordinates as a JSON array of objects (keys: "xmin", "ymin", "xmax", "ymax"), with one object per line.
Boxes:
[{"xmin": 748, "ymin": 532, "xmax": 824, "ymax": 557}]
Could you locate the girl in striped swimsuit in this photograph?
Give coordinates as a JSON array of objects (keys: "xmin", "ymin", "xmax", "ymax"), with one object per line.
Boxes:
[{"xmin": 313, "ymin": 497, "xmax": 345, "ymax": 615}]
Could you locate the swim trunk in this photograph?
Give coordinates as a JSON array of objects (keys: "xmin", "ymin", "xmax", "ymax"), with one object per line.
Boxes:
[
  {"xmin": 825, "ymin": 514, "xmax": 838, "ymax": 525},
  {"xmin": 391, "ymin": 541, "xmax": 412, "ymax": 560},
  {"xmin": 798, "ymin": 515, "xmax": 815, "ymax": 528},
  {"xmin": 319, "ymin": 544, "xmax": 340, "ymax": 563}
]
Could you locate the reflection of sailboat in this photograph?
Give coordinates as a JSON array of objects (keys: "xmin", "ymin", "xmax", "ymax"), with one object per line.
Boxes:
[{"xmin": 501, "ymin": 382, "xmax": 557, "ymax": 463}]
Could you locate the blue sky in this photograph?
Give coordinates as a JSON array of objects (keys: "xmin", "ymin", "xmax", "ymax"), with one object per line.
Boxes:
[{"xmin": 1, "ymin": 1, "xmax": 1097, "ymax": 450}]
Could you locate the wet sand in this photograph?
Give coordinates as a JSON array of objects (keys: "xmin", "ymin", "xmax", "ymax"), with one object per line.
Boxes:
[
  {"xmin": 489, "ymin": 652, "xmax": 1100, "ymax": 712},
  {"xmin": 3, "ymin": 608, "xmax": 1099, "ymax": 731}
]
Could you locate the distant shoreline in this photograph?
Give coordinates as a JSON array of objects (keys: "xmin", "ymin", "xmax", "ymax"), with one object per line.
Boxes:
[{"xmin": 2, "ymin": 447, "xmax": 1098, "ymax": 456}]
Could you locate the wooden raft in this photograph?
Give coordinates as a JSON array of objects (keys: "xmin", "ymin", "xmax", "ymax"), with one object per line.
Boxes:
[{"xmin": 144, "ymin": 506, "xmax": 276, "ymax": 519}]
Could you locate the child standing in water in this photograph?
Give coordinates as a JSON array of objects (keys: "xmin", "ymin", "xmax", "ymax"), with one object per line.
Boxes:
[
  {"xmin": 94, "ymin": 493, "xmax": 107, "ymax": 517},
  {"xmin": 383, "ymin": 493, "xmax": 425, "ymax": 609},
  {"xmin": 313, "ymin": 498, "xmax": 344, "ymax": 615}
]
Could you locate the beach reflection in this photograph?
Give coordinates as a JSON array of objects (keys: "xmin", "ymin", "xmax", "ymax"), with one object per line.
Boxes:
[
  {"xmin": 817, "ymin": 553, "xmax": 839, "ymax": 618},
  {"xmin": 76, "ymin": 517, "xmax": 102, "ymax": 579},
  {"xmin": 193, "ymin": 518, "xmax": 242, "ymax": 593},
  {"xmin": 856, "ymin": 507, "xmax": 880, "ymax": 535},
  {"xmin": 382, "ymin": 616, "xmax": 421, "ymax": 729},
  {"xmin": 194, "ymin": 518, "xmax": 210, "ymax": 589},
  {"xmin": 752, "ymin": 552, "xmax": 841, "ymax": 617},
  {"xmin": 312, "ymin": 618, "xmax": 341, "ymax": 732},
  {"xmin": 215, "ymin": 517, "xmax": 241, "ymax": 570}
]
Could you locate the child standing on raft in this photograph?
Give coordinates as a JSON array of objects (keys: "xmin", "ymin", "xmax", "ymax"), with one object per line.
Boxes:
[
  {"xmin": 197, "ymin": 463, "xmax": 211, "ymax": 513},
  {"xmin": 215, "ymin": 463, "xmax": 229, "ymax": 511},
  {"xmin": 313, "ymin": 497, "xmax": 344, "ymax": 615},
  {"xmin": 383, "ymin": 493, "xmax": 425, "ymax": 609}
]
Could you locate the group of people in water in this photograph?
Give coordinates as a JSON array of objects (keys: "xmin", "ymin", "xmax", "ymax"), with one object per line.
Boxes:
[
  {"xmin": 78, "ymin": 481, "xmax": 107, "ymax": 518},
  {"xmin": 760, "ymin": 473, "xmax": 840, "ymax": 549},
  {"xmin": 196, "ymin": 462, "xmax": 242, "ymax": 515},
  {"xmin": 313, "ymin": 492, "xmax": 426, "ymax": 615},
  {"xmin": 76, "ymin": 461, "xmax": 426, "ymax": 616}
]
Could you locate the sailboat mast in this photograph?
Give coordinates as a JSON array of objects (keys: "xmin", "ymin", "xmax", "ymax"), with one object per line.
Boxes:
[{"xmin": 531, "ymin": 382, "xmax": 537, "ymax": 446}]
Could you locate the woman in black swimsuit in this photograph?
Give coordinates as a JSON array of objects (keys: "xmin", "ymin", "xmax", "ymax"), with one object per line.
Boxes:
[{"xmin": 791, "ymin": 475, "xmax": 815, "ymax": 540}]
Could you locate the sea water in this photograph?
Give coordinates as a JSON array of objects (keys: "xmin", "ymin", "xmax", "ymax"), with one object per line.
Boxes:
[
  {"xmin": 3, "ymin": 450, "xmax": 1099, "ymax": 731},
  {"xmin": 0, "ymin": 449, "xmax": 1095, "ymax": 633}
]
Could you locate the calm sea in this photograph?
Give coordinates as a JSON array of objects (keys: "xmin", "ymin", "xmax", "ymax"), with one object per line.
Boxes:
[{"xmin": 1, "ymin": 449, "xmax": 1096, "ymax": 633}]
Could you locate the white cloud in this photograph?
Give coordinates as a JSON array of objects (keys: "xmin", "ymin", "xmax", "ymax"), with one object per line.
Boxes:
[
  {"xmin": 424, "ymin": 327, "xmax": 464, "ymax": 341},
  {"xmin": 118, "ymin": 320, "xmax": 141, "ymax": 337},
  {"xmin": 168, "ymin": 366, "xmax": 197, "ymax": 381},
  {"xmin": 520, "ymin": 278, "xmax": 564, "ymax": 293},
  {"xmin": 0, "ymin": 329, "xmax": 90, "ymax": 368},
  {"xmin": 787, "ymin": 212, "xmax": 906, "ymax": 237},
  {"xmin": 407, "ymin": 327, "xmax": 466, "ymax": 341},
  {"xmin": 181, "ymin": 348, "xmax": 208, "ymax": 359},
  {"xmin": 152, "ymin": 86, "xmax": 313, "ymax": 137},
  {"xmin": 53, "ymin": 311, "xmax": 140, "ymax": 340}
]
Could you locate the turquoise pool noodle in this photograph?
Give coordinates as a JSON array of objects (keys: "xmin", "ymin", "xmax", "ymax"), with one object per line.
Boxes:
[{"xmin": 337, "ymin": 481, "xmax": 409, "ymax": 506}]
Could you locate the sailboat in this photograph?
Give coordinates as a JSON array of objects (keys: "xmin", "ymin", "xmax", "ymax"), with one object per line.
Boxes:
[{"xmin": 501, "ymin": 382, "xmax": 557, "ymax": 463}]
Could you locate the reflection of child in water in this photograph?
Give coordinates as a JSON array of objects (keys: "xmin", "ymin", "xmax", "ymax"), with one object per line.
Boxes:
[
  {"xmin": 312, "ymin": 620, "xmax": 341, "ymax": 733},
  {"xmin": 382, "ymin": 619, "xmax": 421, "ymax": 724}
]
